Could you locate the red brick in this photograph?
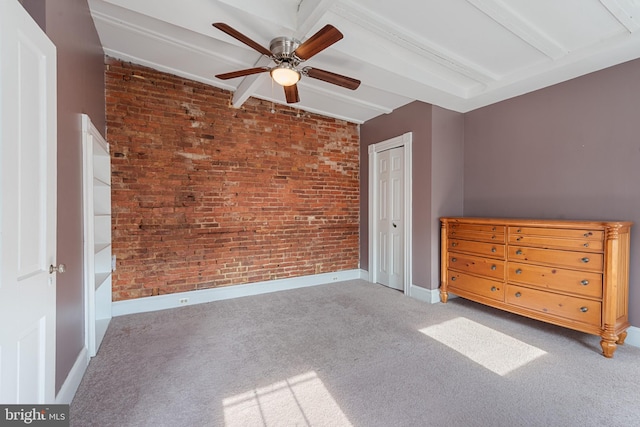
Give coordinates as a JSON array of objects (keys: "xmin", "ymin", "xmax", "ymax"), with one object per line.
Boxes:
[{"xmin": 106, "ymin": 58, "xmax": 360, "ymax": 301}]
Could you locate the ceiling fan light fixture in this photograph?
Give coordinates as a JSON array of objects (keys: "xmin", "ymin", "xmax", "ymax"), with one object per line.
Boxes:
[{"xmin": 270, "ymin": 63, "xmax": 300, "ymax": 87}]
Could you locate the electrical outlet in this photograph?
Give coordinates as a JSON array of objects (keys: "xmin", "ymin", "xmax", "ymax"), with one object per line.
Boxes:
[
  {"xmin": 111, "ymin": 254, "xmax": 116, "ymax": 271},
  {"xmin": 179, "ymin": 298, "xmax": 188, "ymax": 304}
]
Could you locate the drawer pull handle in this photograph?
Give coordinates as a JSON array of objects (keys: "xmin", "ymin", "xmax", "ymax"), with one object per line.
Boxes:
[
  {"xmin": 491, "ymin": 265, "xmax": 497, "ymax": 271},
  {"xmin": 516, "ymin": 229, "xmax": 521, "ymax": 233},
  {"xmin": 492, "ymin": 227, "xmax": 496, "ymax": 231},
  {"xmin": 516, "ymin": 237, "xmax": 522, "ymax": 241},
  {"xmin": 492, "ymin": 235, "xmax": 496, "ymax": 239},
  {"xmin": 491, "ymin": 247, "xmax": 497, "ymax": 253},
  {"xmin": 515, "ymin": 269, "xmax": 522, "ymax": 274},
  {"xmin": 515, "ymin": 292, "xmax": 522, "ymax": 298},
  {"xmin": 580, "ymin": 307, "xmax": 588, "ymax": 313},
  {"xmin": 516, "ymin": 250, "xmax": 523, "ymax": 255},
  {"xmin": 581, "ymin": 257, "xmax": 590, "ymax": 263},
  {"xmin": 581, "ymin": 280, "xmax": 589, "ymax": 286},
  {"xmin": 452, "ymin": 242, "xmax": 457, "ymax": 247},
  {"xmin": 583, "ymin": 243, "xmax": 589, "ymax": 248},
  {"xmin": 451, "ymin": 258, "xmax": 457, "ymax": 262},
  {"xmin": 451, "ymin": 277, "xmax": 457, "ymax": 281},
  {"xmin": 491, "ymin": 286, "xmax": 497, "ymax": 292},
  {"xmin": 583, "ymin": 232, "xmax": 592, "ymax": 237}
]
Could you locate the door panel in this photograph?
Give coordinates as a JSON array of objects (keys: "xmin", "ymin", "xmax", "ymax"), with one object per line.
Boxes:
[
  {"xmin": 376, "ymin": 147, "xmax": 404, "ymax": 291},
  {"xmin": 388, "ymin": 148, "xmax": 404, "ymax": 289},
  {"xmin": 0, "ymin": 0, "xmax": 57, "ymax": 403},
  {"xmin": 377, "ymin": 154, "xmax": 390, "ymax": 285},
  {"xmin": 17, "ymin": 320, "xmax": 45, "ymax": 403},
  {"xmin": 17, "ymin": 35, "xmax": 47, "ymax": 279}
]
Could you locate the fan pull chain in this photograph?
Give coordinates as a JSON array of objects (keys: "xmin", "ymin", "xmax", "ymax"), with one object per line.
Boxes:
[{"xmin": 270, "ymin": 77, "xmax": 276, "ymax": 114}]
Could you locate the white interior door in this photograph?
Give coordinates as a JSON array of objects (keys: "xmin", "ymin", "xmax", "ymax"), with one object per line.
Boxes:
[
  {"xmin": 376, "ymin": 147, "xmax": 404, "ymax": 291},
  {"xmin": 0, "ymin": 0, "xmax": 58, "ymax": 403}
]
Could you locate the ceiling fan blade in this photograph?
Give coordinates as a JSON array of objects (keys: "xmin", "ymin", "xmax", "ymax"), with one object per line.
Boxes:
[
  {"xmin": 284, "ymin": 84, "xmax": 300, "ymax": 103},
  {"xmin": 212, "ymin": 23, "xmax": 273, "ymax": 57},
  {"xmin": 215, "ymin": 67, "xmax": 270, "ymax": 80},
  {"xmin": 305, "ymin": 67, "xmax": 361, "ymax": 90},
  {"xmin": 294, "ymin": 25, "xmax": 343, "ymax": 61}
]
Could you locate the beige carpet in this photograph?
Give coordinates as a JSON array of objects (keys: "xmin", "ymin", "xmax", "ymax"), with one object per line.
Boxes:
[{"xmin": 71, "ymin": 280, "xmax": 640, "ymax": 426}]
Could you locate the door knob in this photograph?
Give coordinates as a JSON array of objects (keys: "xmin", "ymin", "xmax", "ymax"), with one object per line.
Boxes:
[
  {"xmin": 49, "ymin": 264, "xmax": 66, "ymax": 274},
  {"xmin": 392, "ymin": 223, "xmax": 397, "ymax": 228}
]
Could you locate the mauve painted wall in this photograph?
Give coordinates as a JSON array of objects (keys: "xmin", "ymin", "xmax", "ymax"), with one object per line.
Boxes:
[
  {"xmin": 464, "ymin": 58, "xmax": 640, "ymax": 327},
  {"xmin": 23, "ymin": 0, "xmax": 106, "ymax": 392},
  {"xmin": 431, "ymin": 106, "xmax": 464, "ymax": 289},
  {"xmin": 360, "ymin": 101, "xmax": 433, "ymax": 288}
]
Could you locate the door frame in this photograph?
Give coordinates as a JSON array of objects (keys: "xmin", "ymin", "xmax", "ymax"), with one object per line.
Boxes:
[{"xmin": 368, "ymin": 132, "xmax": 413, "ymax": 295}]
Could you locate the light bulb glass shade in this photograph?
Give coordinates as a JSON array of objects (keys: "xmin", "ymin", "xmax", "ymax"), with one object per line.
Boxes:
[{"xmin": 270, "ymin": 64, "xmax": 301, "ymax": 87}]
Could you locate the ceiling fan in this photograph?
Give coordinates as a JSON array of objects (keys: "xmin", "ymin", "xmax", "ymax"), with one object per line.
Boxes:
[{"xmin": 212, "ymin": 22, "xmax": 361, "ymax": 104}]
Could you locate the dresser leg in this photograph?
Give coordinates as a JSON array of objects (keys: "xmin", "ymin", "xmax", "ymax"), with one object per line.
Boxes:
[
  {"xmin": 616, "ymin": 331, "xmax": 628, "ymax": 345},
  {"xmin": 600, "ymin": 338, "xmax": 617, "ymax": 358},
  {"xmin": 601, "ymin": 326, "xmax": 620, "ymax": 357},
  {"xmin": 440, "ymin": 290, "xmax": 449, "ymax": 303}
]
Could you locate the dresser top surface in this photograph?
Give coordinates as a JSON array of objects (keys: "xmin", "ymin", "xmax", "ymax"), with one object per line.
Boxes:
[{"xmin": 441, "ymin": 217, "xmax": 633, "ymax": 230}]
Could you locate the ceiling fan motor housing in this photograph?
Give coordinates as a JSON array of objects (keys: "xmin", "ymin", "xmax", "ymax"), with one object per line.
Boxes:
[{"xmin": 270, "ymin": 36, "xmax": 301, "ymax": 63}]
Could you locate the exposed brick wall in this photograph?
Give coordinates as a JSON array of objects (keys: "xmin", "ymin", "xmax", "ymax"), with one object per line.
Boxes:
[{"xmin": 105, "ymin": 58, "xmax": 360, "ymax": 301}]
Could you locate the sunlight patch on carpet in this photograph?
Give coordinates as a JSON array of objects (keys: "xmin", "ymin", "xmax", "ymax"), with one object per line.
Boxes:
[
  {"xmin": 223, "ymin": 371, "xmax": 352, "ymax": 427},
  {"xmin": 420, "ymin": 317, "xmax": 547, "ymax": 376}
]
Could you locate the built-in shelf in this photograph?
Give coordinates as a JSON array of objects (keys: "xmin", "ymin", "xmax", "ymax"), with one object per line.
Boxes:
[
  {"xmin": 94, "ymin": 176, "xmax": 110, "ymax": 187},
  {"xmin": 82, "ymin": 114, "xmax": 112, "ymax": 358},
  {"xmin": 95, "ymin": 272, "xmax": 111, "ymax": 290}
]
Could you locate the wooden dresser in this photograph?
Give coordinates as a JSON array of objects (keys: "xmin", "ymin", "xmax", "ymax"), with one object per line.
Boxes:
[{"xmin": 440, "ymin": 217, "xmax": 632, "ymax": 358}]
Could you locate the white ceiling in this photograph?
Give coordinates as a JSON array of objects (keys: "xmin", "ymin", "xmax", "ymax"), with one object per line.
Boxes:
[{"xmin": 89, "ymin": 0, "xmax": 640, "ymax": 124}]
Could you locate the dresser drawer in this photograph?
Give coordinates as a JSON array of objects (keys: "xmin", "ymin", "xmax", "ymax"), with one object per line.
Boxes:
[
  {"xmin": 449, "ymin": 223, "xmax": 505, "ymax": 243},
  {"xmin": 506, "ymin": 284, "xmax": 601, "ymax": 327},
  {"xmin": 449, "ymin": 253, "xmax": 505, "ymax": 280},
  {"xmin": 508, "ymin": 246, "xmax": 603, "ymax": 272},
  {"xmin": 448, "ymin": 270, "xmax": 504, "ymax": 301},
  {"xmin": 441, "ymin": 217, "xmax": 632, "ymax": 358},
  {"xmin": 508, "ymin": 234, "xmax": 603, "ymax": 252},
  {"xmin": 509, "ymin": 226, "xmax": 603, "ymax": 241},
  {"xmin": 507, "ymin": 262, "xmax": 603, "ymax": 299},
  {"xmin": 449, "ymin": 239, "xmax": 505, "ymax": 259}
]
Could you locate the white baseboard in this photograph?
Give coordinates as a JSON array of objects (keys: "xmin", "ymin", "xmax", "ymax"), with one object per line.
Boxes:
[
  {"xmin": 625, "ymin": 326, "xmax": 640, "ymax": 349},
  {"xmin": 55, "ymin": 346, "xmax": 89, "ymax": 404},
  {"xmin": 409, "ymin": 284, "xmax": 441, "ymax": 304},
  {"xmin": 111, "ymin": 269, "xmax": 640, "ymax": 351},
  {"xmin": 113, "ymin": 269, "xmax": 365, "ymax": 317}
]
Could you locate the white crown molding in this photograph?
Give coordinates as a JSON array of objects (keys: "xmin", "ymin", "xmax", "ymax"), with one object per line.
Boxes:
[{"xmin": 103, "ymin": 48, "xmax": 229, "ymax": 88}]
